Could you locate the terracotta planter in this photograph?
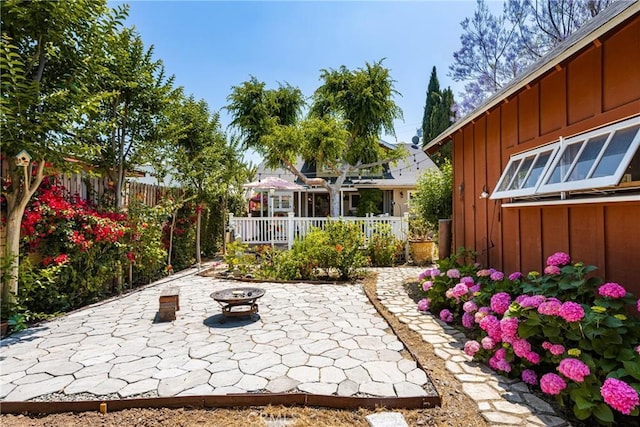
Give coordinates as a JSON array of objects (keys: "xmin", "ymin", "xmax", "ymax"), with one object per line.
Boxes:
[
  {"xmin": 409, "ymin": 240, "xmax": 435, "ymax": 265},
  {"xmin": 0, "ymin": 320, "xmax": 8, "ymax": 338}
]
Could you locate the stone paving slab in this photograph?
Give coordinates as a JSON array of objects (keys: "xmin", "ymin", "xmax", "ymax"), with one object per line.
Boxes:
[{"xmin": 0, "ymin": 265, "xmax": 434, "ymax": 402}]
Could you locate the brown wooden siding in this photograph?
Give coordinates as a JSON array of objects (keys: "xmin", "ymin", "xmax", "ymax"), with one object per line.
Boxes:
[{"xmin": 450, "ymin": 13, "xmax": 640, "ymax": 295}]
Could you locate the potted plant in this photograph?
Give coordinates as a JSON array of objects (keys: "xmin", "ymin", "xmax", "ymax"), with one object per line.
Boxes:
[
  {"xmin": 411, "ymin": 160, "xmax": 453, "ymax": 259},
  {"xmin": 408, "ymin": 210, "xmax": 436, "ymax": 265}
]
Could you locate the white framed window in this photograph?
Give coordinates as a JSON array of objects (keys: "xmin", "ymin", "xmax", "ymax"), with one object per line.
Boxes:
[
  {"xmin": 490, "ymin": 144, "xmax": 559, "ymax": 199},
  {"xmin": 491, "ymin": 115, "xmax": 640, "ymax": 200},
  {"xmin": 538, "ymin": 116, "xmax": 640, "ymax": 194}
]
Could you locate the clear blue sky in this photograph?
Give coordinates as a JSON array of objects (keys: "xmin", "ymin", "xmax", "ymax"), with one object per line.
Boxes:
[{"xmin": 116, "ymin": 1, "xmax": 483, "ymax": 162}]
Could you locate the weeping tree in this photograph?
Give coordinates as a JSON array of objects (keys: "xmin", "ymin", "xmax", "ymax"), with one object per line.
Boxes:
[
  {"xmin": 226, "ymin": 60, "xmax": 406, "ymax": 217},
  {"xmin": 0, "ymin": 0, "xmax": 124, "ymax": 303}
]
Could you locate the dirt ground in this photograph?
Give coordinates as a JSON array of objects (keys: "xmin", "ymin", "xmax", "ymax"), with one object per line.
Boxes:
[{"xmin": 1, "ymin": 274, "xmax": 490, "ymax": 427}]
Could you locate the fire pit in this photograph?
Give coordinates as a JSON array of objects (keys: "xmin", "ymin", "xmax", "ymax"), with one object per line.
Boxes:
[{"xmin": 211, "ymin": 287, "xmax": 265, "ymax": 321}]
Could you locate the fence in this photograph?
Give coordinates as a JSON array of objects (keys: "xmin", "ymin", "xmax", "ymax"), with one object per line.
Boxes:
[{"xmin": 228, "ymin": 212, "xmax": 410, "ymax": 249}]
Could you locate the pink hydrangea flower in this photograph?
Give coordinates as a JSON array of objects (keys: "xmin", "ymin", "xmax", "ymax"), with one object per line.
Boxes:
[
  {"xmin": 601, "ymin": 377, "xmax": 640, "ymax": 415},
  {"xmin": 490, "ymin": 271, "xmax": 504, "ymax": 281},
  {"xmin": 558, "ymin": 358, "xmax": 590, "ymax": 383},
  {"xmin": 424, "ymin": 268, "xmax": 440, "ymax": 278},
  {"xmin": 490, "ymin": 292, "xmax": 511, "ymax": 315},
  {"xmin": 469, "ymin": 284, "xmax": 481, "ymax": 293},
  {"xmin": 418, "ymin": 270, "xmax": 430, "ymax": 280},
  {"xmin": 461, "ymin": 276, "xmax": 474, "ymax": 286},
  {"xmin": 559, "ymin": 302, "xmax": 584, "ymax": 322},
  {"xmin": 462, "ymin": 312, "xmax": 475, "ymax": 329},
  {"xmin": 549, "ymin": 344, "xmax": 565, "ymax": 356},
  {"xmin": 474, "ymin": 306, "xmax": 490, "ymax": 323},
  {"xmin": 542, "ymin": 341, "xmax": 553, "ymax": 350},
  {"xmin": 538, "ymin": 299, "xmax": 562, "ymax": 316},
  {"xmin": 476, "ymin": 269, "xmax": 492, "ymax": 277},
  {"xmin": 637, "ymin": 345, "xmax": 640, "ymax": 355},
  {"xmin": 489, "ymin": 348, "xmax": 511, "ymax": 372},
  {"xmin": 500, "ymin": 317, "xmax": 519, "ymax": 343},
  {"xmin": 464, "ymin": 340, "xmax": 481, "ymax": 357},
  {"xmin": 637, "ymin": 298, "xmax": 640, "ymax": 313},
  {"xmin": 440, "ymin": 309, "xmax": 453, "ymax": 323},
  {"xmin": 463, "ymin": 300, "xmax": 478, "ymax": 313},
  {"xmin": 598, "ymin": 282, "xmax": 627, "ymax": 299},
  {"xmin": 522, "ymin": 369, "xmax": 538, "ymax": 385},
  {"xmin": 540, "ymin": 373, "xmax": 567, "ymax": 395},
  {"xmin": 518, "ymin": 295, "xmax": 546, "ymax": 308},
  {"xmin": 445, "ymin": 288, "xmax": 455, "ymax": 299},
  {"xmin": 417, "ymin": 298, "xmax": 430, "ymax": 312},
  {"xmin": 513, "ymin": 338, "xmax": 532, "ymax": 358},
  {"xmin": 544, "ymin": 265, "xmax": 561, "ymax": 275},
  {"xmin": 480, "ymin": 315, "xmax": 502, "ymax": 341},
  {"xmin": 481, "ymin": 336, "xmax": 496, "ymax": 350},
  {"xmin": 447, "ymin": 268, "xmax": 460, "ymax": 279},
  {"xmin": 422, "ymin": 280, "xmax": 433, "ymax": 291},
  {"xmin": 546, "ymin": 251, "xmax": 571, "ymax": 267},
  {"xmin": 451, "ymin": 283, "xmax": 469, "ymax": 298},
  {"xmin": 525, "ymin": 351, "xmax": 540, "ymax": 364},
  {"xmin": 508, "ymin": 271, "xmax": 523, "ymax": 281}
]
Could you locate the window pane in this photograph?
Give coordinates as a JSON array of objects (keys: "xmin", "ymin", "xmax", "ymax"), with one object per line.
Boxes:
[
  {"xmin": 592, "ymin": 126, "xmax": 640, "ymax": 178},
  {"xmin": 567, "ymin": 135, "xmax": 608, "ymax": 181},
  {"xmin": 497, "ymin": 160, "xmax": 521, "ymax": 191},
  {"xmin": 511, "ymin": 156, "xmax": 534, "ymax": 189},
  {"xmin": 523, "ymin": 151, "xmax": 552, "ymax": 188},
  {"xmin": 547, "ymin": 142, "xmax": 583, "ymax": 184}
]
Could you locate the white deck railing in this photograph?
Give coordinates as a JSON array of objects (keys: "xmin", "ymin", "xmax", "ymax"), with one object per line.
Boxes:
[{"xmin": 229, "ymin": 213, "xmax": 409, "ymax": 248}]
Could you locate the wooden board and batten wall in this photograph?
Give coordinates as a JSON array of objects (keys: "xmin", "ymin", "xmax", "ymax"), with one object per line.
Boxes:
[{"xmin": 433, "ymin": 6, "xmax": 640, "ymax": 295}]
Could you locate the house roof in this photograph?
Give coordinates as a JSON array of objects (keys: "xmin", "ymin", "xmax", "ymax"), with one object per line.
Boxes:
[
  {"xmin": 255, "ymin": 142, "xmax": 436, "ymax": 190},
  {"xmin": 424, "ymin": 0, "xmax": 640, "ymax": 152}
]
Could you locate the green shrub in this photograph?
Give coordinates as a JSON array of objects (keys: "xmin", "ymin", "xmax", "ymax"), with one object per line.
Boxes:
[
  {"xmin": 366, "ymin": 223, "xmax": 404, "ymax": 267},
  {"xmin": 416, "ymin": 249, "xmax": 640, "ymax": 425},
  {"xmin": 324, "ymin": 221, "xmax": 367, "ymax": 280}
]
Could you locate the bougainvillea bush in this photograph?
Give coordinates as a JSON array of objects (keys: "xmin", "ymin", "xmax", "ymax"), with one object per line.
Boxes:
[{"xmin": 416, "ymin": 249, "xmax": 640, "ymax": 425}]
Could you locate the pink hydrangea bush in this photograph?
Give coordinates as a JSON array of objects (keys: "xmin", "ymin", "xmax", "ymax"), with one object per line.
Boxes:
[{"xmin": 416, "ymin": 249, "xmax": 640, "ymax": 425}]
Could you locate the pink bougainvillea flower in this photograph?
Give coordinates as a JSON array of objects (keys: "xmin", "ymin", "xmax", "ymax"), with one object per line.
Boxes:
[
  {"xmin": 446, "ymin": 268, "xmax": 460, "ymax": 279},
  {"xmin": 558, "ymin": 302, "xmax": 585, "ymax": 322},
  {"xmin": 490, "ymin": 292, "xmax": 511, "ymax": 315},
  {"xmin": 598, "ymin": 282, "xmax": 627, "ymax": 299},
  {"xmin": 522, "ymin": 369, "xmax": 538, "ymax": 385},
  {"xmin": 439, "ymin": 309, "xmax": 453, "ymax": 323},
  {"xmin": 601, "ymin": 377, "xmax": 640, "ymax": 415},
  {"xmin": 546, "ymin": 251, "xmax": 571, "ymax": 267},
  {"xmin": 417, "ymin": 298, "xmax": 430, "ymax": 312},
  {"xmin": 464, "ymin": 340, "xmax": 480, "ymax": 357},
  {"xmin": 540, "ymin": 373, "xmax": 567, "ymax": 395},
  {"xmin": 463, "ymin": 300, "xmax": 478, "ymax": 313},
  {"xmin": 558, "ymin": 358, "xmax": 590, "ymax": 383}
]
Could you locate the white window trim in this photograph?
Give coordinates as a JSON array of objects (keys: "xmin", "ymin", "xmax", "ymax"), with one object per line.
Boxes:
[
  {"xmin": 490, "ymin": 143, "xmax": 560, "ymax": 199},
  {"xmin": 537, "ymin": 115, "xmax": 640, "ymax": 194},
  {"xmin": 491, "ymin": 115, "xmax": 640, "ymax": 200}
]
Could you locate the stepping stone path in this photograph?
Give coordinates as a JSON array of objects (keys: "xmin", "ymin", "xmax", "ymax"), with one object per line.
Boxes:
[
  {"xmin": 373, "ymin": 267, "xmax": 569, "ymax": 427},
  {"xmin": 0, "ymin": 264, "xmax": 570, "ymax": 426}
]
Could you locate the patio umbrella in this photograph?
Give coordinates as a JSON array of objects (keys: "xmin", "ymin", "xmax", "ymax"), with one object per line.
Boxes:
[{"xmin": 243, "ymin": 176, "xmax": 304, "ymax": 191}]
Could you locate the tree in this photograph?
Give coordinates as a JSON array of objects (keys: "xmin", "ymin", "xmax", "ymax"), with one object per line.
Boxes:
[
  {"xmin": 0, "ymin": 0, "xmax": 124, "ymax": 302},
  {"xmin": 90, "ymin": 27, "xmax": 177, "ymax": 211},
  {"xmin": 421, "ymin": 67, "xmax": 455, "ymax": 165},
  {"xmin": 450, "ymin": 0, "xmax": 612, "ymax": 114},
  {"xmin": 227, "ymin": 60, "xmax": 405, "ymax": 217}
]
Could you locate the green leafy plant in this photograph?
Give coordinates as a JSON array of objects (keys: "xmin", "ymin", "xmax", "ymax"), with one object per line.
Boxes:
[
  {"xmin": 411, "ymin": 159, "xmax": 453, "ymax": 228},
  {"xmin": 366, "ymin": 223, "xmax": 403, "ymax": 267},
  {"xmin": 416, "ymin": 250, "xmax": 640, "ymax": 425}
]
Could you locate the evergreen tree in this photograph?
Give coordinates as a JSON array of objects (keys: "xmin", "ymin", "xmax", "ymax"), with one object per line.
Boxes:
[{"xmin": 421, "ymin": 67, "xmax": 455, "ymax": 165}]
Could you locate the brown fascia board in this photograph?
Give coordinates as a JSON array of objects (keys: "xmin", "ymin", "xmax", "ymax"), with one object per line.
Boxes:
[{"xmin": 423, "ymin": 1, "xmax": 640, "ymax": 154}]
